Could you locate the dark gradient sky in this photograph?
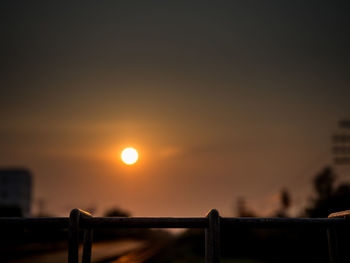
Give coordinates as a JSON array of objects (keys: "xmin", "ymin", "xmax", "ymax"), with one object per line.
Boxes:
[{"xmin": 1, "ymin": 1, "xmax": 350, "ymax": 217}]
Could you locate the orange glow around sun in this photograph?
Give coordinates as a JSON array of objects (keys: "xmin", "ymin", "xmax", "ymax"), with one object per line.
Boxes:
[{"xmin": 121, "ymin": 147, "xmax": 139, "ymax": 165}]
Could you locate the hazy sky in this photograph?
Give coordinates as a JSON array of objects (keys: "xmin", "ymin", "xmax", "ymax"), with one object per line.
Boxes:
[{"xmin": 1, "ymin": 1, "xmax": 350, "ymax": 217}]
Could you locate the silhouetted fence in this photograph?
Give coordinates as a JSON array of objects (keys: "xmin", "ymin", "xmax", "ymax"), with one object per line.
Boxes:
[{"xmin": 0, "ymin": 208, "xmax": 349, "ymax": 263}]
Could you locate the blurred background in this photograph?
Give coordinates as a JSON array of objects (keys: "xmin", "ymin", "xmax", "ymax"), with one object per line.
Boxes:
[{"xmin": 1, "ymin": 1, "xmax": 350, "ymax": 262}]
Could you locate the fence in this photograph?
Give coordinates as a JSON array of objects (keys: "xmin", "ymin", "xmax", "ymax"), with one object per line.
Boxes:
[{"xmin": 0, "ymin": 208, "xmax": 349, "ymax": 263}]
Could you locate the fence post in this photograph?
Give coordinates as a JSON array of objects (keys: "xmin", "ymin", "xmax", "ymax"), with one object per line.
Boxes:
[
  {"xmin": 328, "ymin": 210, "xmax": 350, "ymax": 263},
  {"xmin": 68, "ymin": 209, "xmax": 80, "ymax": 263},
  {"xmin": 81, "ymin": 211, "xmax": 93, "ymax": 263},
  {"xmin": 205, "ymin": 209, "xmax": 220, "ymax": 263},
  {"xmin": 327, "ymin": 227, "xmax": 339, "ymax": 263}
]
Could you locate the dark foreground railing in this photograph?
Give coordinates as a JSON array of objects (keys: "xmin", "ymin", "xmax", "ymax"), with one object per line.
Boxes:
[{"xmin": 0, "ymin": 208, "xmax": 349, "ymax": 263}]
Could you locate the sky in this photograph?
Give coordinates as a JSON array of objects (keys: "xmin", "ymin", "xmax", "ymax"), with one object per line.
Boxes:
[{"xmin": 1, "ymin": 1, "xmax": 350, "ymax": 217}]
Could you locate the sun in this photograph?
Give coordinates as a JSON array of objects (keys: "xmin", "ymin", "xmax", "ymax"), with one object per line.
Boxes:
[{"xmin": 121, "ymin": 147, "xmax": 139, "ymax": 165}]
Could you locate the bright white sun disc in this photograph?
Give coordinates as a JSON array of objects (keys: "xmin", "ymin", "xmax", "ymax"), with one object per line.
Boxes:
[{"xmin": 121, "ymin": 147, "xmax": 139, "ymax": 165}]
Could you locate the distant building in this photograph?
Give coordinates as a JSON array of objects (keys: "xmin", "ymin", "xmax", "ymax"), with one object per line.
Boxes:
[
  {"xmin": 0, "ymin": 169, "xmax": 32, "ymax": 217},
  {"xmin": 332, "ymin": 119, "xmax": 350, "ymax": 165}
]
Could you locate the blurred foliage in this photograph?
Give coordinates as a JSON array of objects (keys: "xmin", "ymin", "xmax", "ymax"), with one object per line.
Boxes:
[
  {"xmin": 304, "ymin": 166, "xmax": 350, "ymax": 218},
  {"xmin": 104, "ymin": 207, "xmax": 131, "ymax": 217},
  {"xmin": 148, "ymin": 166, "xmax": 350, "ymax": 263}
]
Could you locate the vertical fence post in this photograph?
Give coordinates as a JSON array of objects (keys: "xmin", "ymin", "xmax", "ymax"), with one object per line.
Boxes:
[
  {"xmin": 205, "ymin": 209, "xmax": 220, "ymax": 263},
  {"xmin": 82, "ymin": 228, "xmax": 93, "ymax": 263},
  {"xmin": 328, "ymin": 210, "xmax": 350, "ymax": 263},
  {"xmin": 69, "ymin": 209, "xmax": 93, "ymax": 263},
  {"xmin": 327, "ymin": 227, "xmax": 339, "ymax": 263},
  {"xmin": 81, "ymin": 211, "xmax": 93, "ymax": 263},
  {"xmin": 68, "ymin": 209, "xmax": 80, "ymax": 263}
]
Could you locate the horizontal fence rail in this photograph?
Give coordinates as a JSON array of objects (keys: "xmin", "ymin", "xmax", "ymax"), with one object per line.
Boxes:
[
  {"xmin": 0, "ymin": 217, "xmax": 69, "ymax": 228},
  {"xmin": 0, "ymin": 216, "xmax": 348, "ymax": 229},
  {"xmin": 1, "ymin": 208, "xmax": 350, "ymax": 263}
]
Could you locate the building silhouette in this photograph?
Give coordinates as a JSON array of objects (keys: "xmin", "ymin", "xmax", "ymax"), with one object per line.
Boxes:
[{"xmin": 0, "ymin": 168, "xmax": 32, "ymax": 217}]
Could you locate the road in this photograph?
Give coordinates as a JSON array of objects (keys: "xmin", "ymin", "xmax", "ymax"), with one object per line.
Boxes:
[{"xmin": 6, "ymin": 240, "xmax": 145, "ymax": 263}]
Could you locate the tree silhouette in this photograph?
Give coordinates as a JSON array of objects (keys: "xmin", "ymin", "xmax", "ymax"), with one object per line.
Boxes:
[
  {"xmin": 275, "ymin": 188, "xmax": 291, "ymax": 217},
  {"xmin": 305, "ymin": 166, "xmax": 350, "ymax": 218},
  {"xmin": 314, "ymin": 166, "xmax": 336, "ymax": 200},
  {"xmin": 104, "ymin": 207, "xmax": 130, "ymax": 217},
  {"xmin": 236, "ymin": 197, "xmax": 256, "ymax": 217}
]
